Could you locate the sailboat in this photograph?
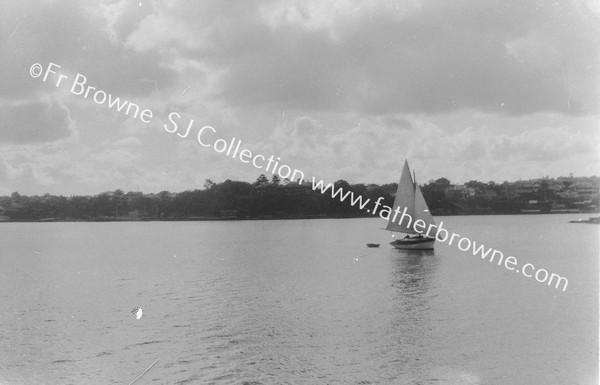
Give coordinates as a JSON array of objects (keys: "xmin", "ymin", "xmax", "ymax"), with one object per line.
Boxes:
[{"xmin": 386, "ymin": 160, "xmax": 436, "ymax": 250}]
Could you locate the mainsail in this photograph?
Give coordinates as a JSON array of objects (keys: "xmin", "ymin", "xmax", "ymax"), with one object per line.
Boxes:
[{"xmin": 385, "ymin": 160, "xmax": 436, "ymax": 234}]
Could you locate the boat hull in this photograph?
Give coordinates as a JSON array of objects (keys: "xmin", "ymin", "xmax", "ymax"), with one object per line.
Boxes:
[{"xmin": 390, "ymin": 237, "xmax": 435, "ymax": 250}]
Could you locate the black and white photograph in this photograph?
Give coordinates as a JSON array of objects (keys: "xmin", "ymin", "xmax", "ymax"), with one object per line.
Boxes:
[{"xmin": 0, "ymin": 1, "xmax": 598, "ymax": 384}]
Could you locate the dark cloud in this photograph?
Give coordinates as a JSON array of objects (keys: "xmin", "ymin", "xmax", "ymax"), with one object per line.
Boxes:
[
  {"xmin": 2, "ymin": 0, "xmax": 596, "ymax": 115},
  {"xmin": 0, "ymin": 0, "xmax": 176, "ymax": 100},
  {"xmin": 203, "ymin": 0, "xmax": 599, "ymax": 116},
  {"xmin": 0, "ymin": 99, "xmax": 72, "ymax": 144}
]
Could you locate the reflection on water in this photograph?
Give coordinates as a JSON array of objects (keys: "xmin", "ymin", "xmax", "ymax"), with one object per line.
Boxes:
[
  {"xmin": 384, "ymin": 249, "xmax": 440, "ymax": 380},
  {"xmin": 390, "ymin": 249, "xmax": 437, "ymax": 319},
  {"xmin": 391, "ymin": 249, "xmax": 436, "ymax": 293}
]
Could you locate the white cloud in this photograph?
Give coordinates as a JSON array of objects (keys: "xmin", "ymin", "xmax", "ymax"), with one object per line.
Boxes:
[
  {"xmin": 0, "ymin": 99, "xmax": 73, "ymax": 144},
  {"xmin": 0, "ymin": 0, "xmax": 597, "ymax": 195}
]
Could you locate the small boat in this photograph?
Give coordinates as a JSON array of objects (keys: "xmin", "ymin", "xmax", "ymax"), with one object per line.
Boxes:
[
  {"xmin": 386, "ymin": 160, "xmax": 435, "ymax": 250},
  {"xmin": 569, "ymin": 216, "xmax": 600, "ymax": 224},
  {"xmin": 366, "ymin": 243, "xmax": 380, "ymax": 248}
]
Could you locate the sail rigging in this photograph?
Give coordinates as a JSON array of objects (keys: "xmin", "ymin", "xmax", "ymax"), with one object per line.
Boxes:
[{"xmin": 385, "ymin": 160, "xmax": 435, "ymax": 234}]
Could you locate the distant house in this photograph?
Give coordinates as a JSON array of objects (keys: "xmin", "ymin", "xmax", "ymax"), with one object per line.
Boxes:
[
  {"xmin": 502, "ymin": 182, "xmax": 518, "ymax": 199},
  {"xmin": 573, "ymin": 183, "xmax": 599, "ymax": 200},
  {"xmin": 445, "ymin": 185, "xmax": 466, "ymax": 200},
  {"xmin": 557, "ymin": 189, "xmax": 579, "ymax": 200},
  {"xmin": 555, "ymin": 182, "xmax": 599, "ymax": 201},
  {"xmin": 444, "ymin": 184, "xmax": 477, "ymax": 199}
]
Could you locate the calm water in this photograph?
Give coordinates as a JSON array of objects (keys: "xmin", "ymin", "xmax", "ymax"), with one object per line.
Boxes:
[{"xmin": 0, "ymin": 215, "xmax": 597, "ymax": 385}]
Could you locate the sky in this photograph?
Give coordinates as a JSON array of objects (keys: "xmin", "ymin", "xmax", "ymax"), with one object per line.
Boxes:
[{"xmin": 0, "ymin": 0, "xmax": 599, "ymax": 196}]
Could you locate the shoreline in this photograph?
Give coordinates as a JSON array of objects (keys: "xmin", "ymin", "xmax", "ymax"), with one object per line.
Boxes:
[{"xmin": 1, "ymin": 211, "xmax": 597, "ymax": 223}]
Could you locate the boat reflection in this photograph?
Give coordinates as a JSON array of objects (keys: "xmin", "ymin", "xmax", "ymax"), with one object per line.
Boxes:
[
  {"xmin": 380, "ymin": 249, "xmax": 440, "ymax": 374},
  {"xmin": 390, "ymin": 249, "xmax": 437, "ymax": 294}
]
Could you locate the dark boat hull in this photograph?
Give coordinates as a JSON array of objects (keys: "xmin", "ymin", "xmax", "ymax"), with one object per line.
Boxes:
[{"xmin": 390, "ymin": 237, "xmax": 435, "ymax": 250}]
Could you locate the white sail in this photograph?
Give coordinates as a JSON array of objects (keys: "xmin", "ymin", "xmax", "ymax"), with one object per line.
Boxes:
[
  {"xmin": 386, "ymin": 160, "xmax": 416, "ymax": 233},
  {"xmin": 414, "ymin": 175, "xmax": 436, "ymax": 229},
  {"xmin": 385, "ymin": 160, "xmax": 434, "ymax": 234}
]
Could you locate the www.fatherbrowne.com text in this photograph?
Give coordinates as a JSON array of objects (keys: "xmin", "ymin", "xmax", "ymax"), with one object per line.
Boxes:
[
  {"xmin": 30, "ymin": 61, "xmax": 569, "ymax": 292},
  {"xmin": 312, "ymin": 179, "xmax": 568, "ymax": 291}
]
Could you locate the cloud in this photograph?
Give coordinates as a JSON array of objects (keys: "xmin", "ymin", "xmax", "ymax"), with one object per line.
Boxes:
[
  {"xmin": 0, "ymin": 0, "xmax": 177, "ymax": 101},
  {"xmin": 123, "ymin": 0, "xmax": 597, "ymax": 116},
  {"xmin": 114, "ymin": 137, "xmax": 142, "ymax": 147},
  {"xmin": 0, "ymin": 1, "xmax": 597, "ymax": 195},
  {"xmin": 91, "ymin": 147, "xmax": 139, "ymax": 166},
  {"xmin": 0, "ymin": 144, "xmax": 77, "ymax": 193},
  {"xmin": 488, "ymin": 126, "xmax": 599, "ymax": 162},
  {"xmin": 6, "ymin": 0, "xmax": 597, "ymax": 120},
  {"xmin": 0, "ymin": 99, "xmax": 73, "ymax": 144},
  {"xmin": 249, "ymin": 111, "xmax": 599, "ymax": 185}
]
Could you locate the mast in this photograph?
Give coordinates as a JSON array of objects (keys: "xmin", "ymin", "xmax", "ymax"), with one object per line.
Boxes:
[{"xmin": 385, "ymin": 160, "xmax": 436, "ymax": 234}]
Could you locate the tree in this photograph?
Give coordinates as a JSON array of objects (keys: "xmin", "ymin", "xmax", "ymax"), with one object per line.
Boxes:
[
  {"xmin": 538, "ymin": 179, "xmax": 551, "ymax": 201},
  {"xmin": 156, "ymin": 190, "xmax": 172, "ymax": 217},
  {"xmin": 435, "ymin": 178, "xmax": 451, "ymax": 187},
  {"xmin": 253, "ymin": 174, "xmax": 270, "ymax": 187},
  {"xmin": 271, "ymin": 175, "xmax": 281, "ymax": 185},
  {"xmin": 113, "ymin": 189, "xmax": 125, "ymax": 217},
  {"xmin": 203, "ymin": 179, "xmax": 216, "ymax": 190},
  {"xmin": 465, "ymin": 180, "xmax": 487, "ymax": 192}
]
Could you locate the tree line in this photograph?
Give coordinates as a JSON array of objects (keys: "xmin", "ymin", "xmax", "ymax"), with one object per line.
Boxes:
[
  {"xmin": 1, "ymin": 174, "xmax": 597, "ymax": 221},
  {"xmin": 1, "ymin": 175, "xmax": 392, "ymax": 221}
]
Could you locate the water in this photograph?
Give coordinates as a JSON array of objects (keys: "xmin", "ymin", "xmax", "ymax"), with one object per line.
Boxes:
[{"xmin": 0, "ymin": 215, "xmax": 597, "ymax": 384}]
